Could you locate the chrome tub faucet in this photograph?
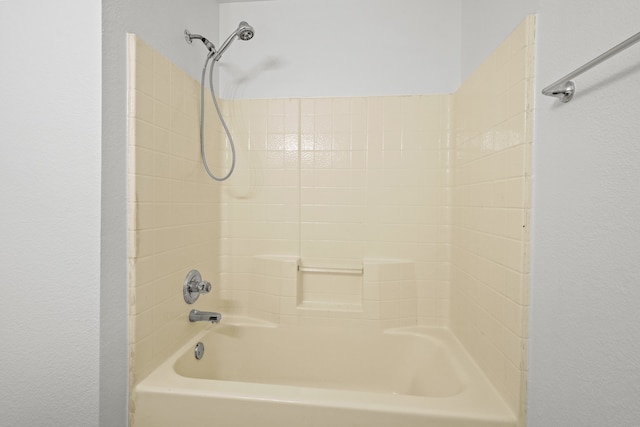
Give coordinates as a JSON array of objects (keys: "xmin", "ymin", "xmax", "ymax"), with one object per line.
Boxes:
[{"xmin": 189, "ymin": 309, "xmax": 222, "ymax": 324}]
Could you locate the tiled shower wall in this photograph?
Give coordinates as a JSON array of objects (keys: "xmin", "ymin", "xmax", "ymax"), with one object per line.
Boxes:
[
  {"xmin": 128, "ymin": 15, "xmax": 534, "ymax": 422},
  {"xmin": 218, "ymin": 95, "xmax": 451, "ymax": 327},
  {"xmin": 127, "ymin": 35, "xmax": 222, "ymax": 386},
  {"xmin": 451, "ymin": 17, "xmax": 534, "ymax": 422},
  {"xmin": 217, "ymin": 16, "xmax": 534, "ymax": 419}
]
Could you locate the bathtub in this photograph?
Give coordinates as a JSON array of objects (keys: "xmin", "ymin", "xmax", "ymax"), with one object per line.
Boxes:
[{"xmin": 133, "ymin": 317, "xmax": 515, "ymax": 427}]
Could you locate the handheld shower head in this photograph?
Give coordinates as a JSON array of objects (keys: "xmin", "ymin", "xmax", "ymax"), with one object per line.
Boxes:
[
  {"xmin": 237, "ymin": 21, "xmax": 255, "ymax": 41},
  {"xmin": 184, "ymin": 21, "xmax": 254, "ymax": 182},
  {"xmin": 211, "ymin": 21, "xmax": 255, "ymax": 61}
]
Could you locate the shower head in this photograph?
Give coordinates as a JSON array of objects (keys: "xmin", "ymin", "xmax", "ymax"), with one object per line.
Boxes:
[
  {"xmin": 237, "ymin": 21, "xmax": 255, "ymax": 41},
  {"xmin": 211, "ymin": 21, "xmax": 255, "ymax": 61}
]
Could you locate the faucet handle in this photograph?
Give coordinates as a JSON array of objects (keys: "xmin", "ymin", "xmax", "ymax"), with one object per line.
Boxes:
[
  {"xmin": 195, "ymin": 280, "xmax": 211, "ymax": 293},
  {"xmin": 183, "ymin": 270, "xmax": 212, "ymax": 304}
]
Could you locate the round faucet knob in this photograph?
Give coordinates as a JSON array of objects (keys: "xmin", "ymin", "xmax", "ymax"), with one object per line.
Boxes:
[{"xmin": 197, "ymin": 281, "xmax": 211, "ymax": 293}]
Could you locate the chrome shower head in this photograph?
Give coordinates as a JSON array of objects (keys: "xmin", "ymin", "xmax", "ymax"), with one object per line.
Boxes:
[
  {"xmin": 211, "ymin": 21, "xmax": 255, "ymax": 61},
  {"xmin": 237, "ymin": 21, "xmax": 255, "ymax": 41}
]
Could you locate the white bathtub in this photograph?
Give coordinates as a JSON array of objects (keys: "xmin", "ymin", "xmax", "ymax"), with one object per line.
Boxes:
[{"xmin": 133, "ymin": 317, "xmax": 515, "ymax": 427}]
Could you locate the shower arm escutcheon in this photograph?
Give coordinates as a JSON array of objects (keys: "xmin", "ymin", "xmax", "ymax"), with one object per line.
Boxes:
[{"xmin": 183, "ymin": 270, "xmax": 212, "ymax": 304}]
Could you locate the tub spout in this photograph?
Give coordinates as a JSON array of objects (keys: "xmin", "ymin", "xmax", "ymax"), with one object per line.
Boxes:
[{"xmin": 189, "ymin": 309, "xmax": 222, "ymax": 324}]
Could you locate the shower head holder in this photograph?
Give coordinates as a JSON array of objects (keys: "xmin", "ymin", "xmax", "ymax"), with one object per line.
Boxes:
[
  {"xmin": 184, "ymin": 29, "xmax": 193, "ymax": 44},
  {"xmin": 184, "ymin": 29, "xmax": 215, "ymax": 52}
]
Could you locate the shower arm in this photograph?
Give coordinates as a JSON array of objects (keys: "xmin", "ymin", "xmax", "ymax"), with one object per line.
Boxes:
[{"xmin": 184, "ymin": 30, "xmax": 215, "ymax": 53}]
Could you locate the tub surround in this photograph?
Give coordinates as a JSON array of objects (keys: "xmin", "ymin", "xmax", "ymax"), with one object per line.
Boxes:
[
  {"xmin": 217, "ymin": 94, "xmax": 451, "ymax": 328},
  {"xmin": 451, "ymin": 16, "xmax": 534, "ymax": 423},
  {"xmin": 129, "ymin": 15, "xmax": 533, "ymax": 427},
  {"xmin": 127, "ymin": 34, "xmax": 223, "ymax": 388},
  {"xmin": 216, "ymin": 18, "xmax": 533, "ymax": 420},
  {"xmin": 249, "ymin": 256, "xmax": 417, "ymax": 328}
]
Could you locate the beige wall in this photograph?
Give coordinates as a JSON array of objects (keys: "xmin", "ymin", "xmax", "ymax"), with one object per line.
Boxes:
[
  {"xmin": 451, "ymin": 16, "xmax": 534, "ymax": 422},
  {"xmin": 217, "ymin": 95, "xmax": 452, "ymax": 328},
  {"xmin": 127, "ymin": 35, "xmax": 222, "ymax": 388}
]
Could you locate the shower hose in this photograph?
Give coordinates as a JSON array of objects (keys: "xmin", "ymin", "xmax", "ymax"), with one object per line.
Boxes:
[{"xmin": 199, "ymin": 54, "xmax": 236, "ymax": 181}]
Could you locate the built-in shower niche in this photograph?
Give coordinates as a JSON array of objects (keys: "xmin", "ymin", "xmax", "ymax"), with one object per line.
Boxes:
[
  {"xmin": 249, "ymin": 256, "xmax": 417, "ymax": 328},
  {"xmin": 297, "ymin": 260, "xmax": 363, "ymax": 311}
]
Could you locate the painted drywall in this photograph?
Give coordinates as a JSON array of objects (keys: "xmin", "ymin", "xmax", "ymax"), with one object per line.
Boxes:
[
  {"xmin": 0, "ymin": 1, "xmax": 101, "ymax": 426},
  {"xmin": 104, "ymin": 0, "xmax": 220, "ymax": 81},
  {"xmin": 102, "ymin": 0, "xmax": 220, "ymax": 425},
  {"xmin": 460, "ymin": 0, "xmax": 539, "ymax": 82},
  {"xmin": 529, "ymin": 0, "xmax": 640, "ymax": 425},
  {"xmin": 218, "ymin": 0, "xmax": 461, "ymax": 98},
  {"xmin": 220, "ymin": 0, "xmax": 542, "ymax": 98}
]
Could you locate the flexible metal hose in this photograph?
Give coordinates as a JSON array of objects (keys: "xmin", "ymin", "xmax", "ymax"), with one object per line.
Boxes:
[{"xmin": 198, "ymin": 54, "xmax": 236, "ymax": 181}]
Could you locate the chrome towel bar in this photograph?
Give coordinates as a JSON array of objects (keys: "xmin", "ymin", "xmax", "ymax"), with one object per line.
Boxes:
[{"xmin": 542, "ymin": 31, "xmax": 640, "ymax": 103}]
